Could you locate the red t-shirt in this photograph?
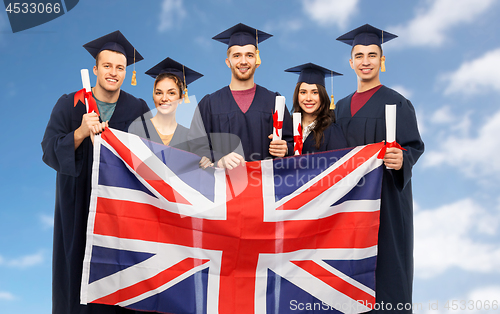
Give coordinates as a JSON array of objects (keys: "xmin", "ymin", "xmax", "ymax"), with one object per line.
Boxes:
[
  {"xmin": 351, "ymin": 85, "xmax": 383, "ymax": 116},
  {"xmin": 231, "ymin": 84, "xmax": 256, "ymax": 114}
]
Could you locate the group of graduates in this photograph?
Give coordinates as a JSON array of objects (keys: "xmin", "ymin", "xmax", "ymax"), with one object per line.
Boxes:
[{"xmin": 42, "ymin": 22, "xmax": 424, "ymax": 314}]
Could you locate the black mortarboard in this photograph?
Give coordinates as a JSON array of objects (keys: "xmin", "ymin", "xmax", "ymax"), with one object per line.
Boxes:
[
  {"xmin": 213, "ymin": 23, "xmax": 272, "ymax": 47},
  {"xmin": 336, "ymin": 24, "xmax": 397, "ymax": 47},
  {"xmin": 145, "ymin": 57, "xmax": 203, "ymax": 85},
  {"xmin": 285, "ymin": 63, "xmax": 343, "ymax": 109},
  {"xmin": 145, "ymin": 57, "xmax": 203, "ymax": 103},
  {"xmin": 212, "ymin": 23, "xmax": 272, "ymax": 65},
  {"xmin": 83, "ymin": 30, "xmax": 143, "ymax": 66},
  {"xmin": 285, "ymin": 63, "xmax": 342, "ymax": 87}
]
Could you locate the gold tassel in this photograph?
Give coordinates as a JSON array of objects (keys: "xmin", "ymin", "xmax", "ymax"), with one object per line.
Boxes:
[
  {"xmin": 330, "ymin": 95, "xmax": 335, "ymax": 110},
  {"xmin": 131, "ymin": 48, "xmax": 137, "ymax": 85},
  {"xmin": 255, "ymin": 29, "xmax": 261, "ymax": 65},
  {"xmin": 381, "ymin": 56, "xmax": 386, "ymax": 72},
  {"xmin": 182, "ymin": 65, "xmax": 190, "ymax": 103},
  {"xmin": 184, "ymin": 87, "xmax": 190, "ymax": 103},
  {"xmin": 131, "ymin": 70, "xmax": 137, "ymax": 86}
]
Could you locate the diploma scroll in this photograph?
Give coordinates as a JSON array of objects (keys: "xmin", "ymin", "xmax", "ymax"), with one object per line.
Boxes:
[
  {"xmin": 81, "ymin": 69, "xmax": 91, "ymax": 113},
  {"xmin": 273, "ymin": 96, "xmax": 286, "ymax": 141},
  {"xmin": 293, "ymin": 112, "xmax": 302, "ymax": 155},
  {"xmin": 385, "ymin": 104, "xmax": 397, "ymax": 169}
]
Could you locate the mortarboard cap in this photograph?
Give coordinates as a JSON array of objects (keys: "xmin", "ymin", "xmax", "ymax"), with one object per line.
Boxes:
[
  {"xmin": 285, "ymin": 63, "xmax": 343, "ymax": 109},
  {"xmin": 212, "ymin": 23, "xmax": 272, "ymax": 48},
  {"xmin": 83, "ymin": 30, "xmax": 143, "ymax": 66},
  {"xmin": 336, "ymin": 24, "xmax": 397, "ymax": 47},
  {"xmin": 145, "ymin": 57, "xmax": 203, "ymax": 103},
  {"xmin": 213, "ymin": 23, "xmax": 272, "ymax": 65},
  {"xmin": 285, "ymin": 62, "xmax": 342, "ymax": 87}
]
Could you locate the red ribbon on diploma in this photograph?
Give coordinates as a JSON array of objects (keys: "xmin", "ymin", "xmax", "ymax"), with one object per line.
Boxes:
[
  {"xmin": 273, "ymin": 110, "xmax": 283, "ymax": 137},
  {"xmin": 74, "ymin": 88, "xmax": 99, "ymax": 115},
  {"xmin": 294, "ymin": 123, "xmax": 303, "ymax": 154},
  {"xmin": 377, "ymin": 141, "xmax": 406, "ymax": 159}
]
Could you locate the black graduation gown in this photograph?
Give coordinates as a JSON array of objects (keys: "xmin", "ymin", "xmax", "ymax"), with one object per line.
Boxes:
[
  {"xmin": 335, "ymin": 85, "xmax": 424, "ymax": 312},
  {"xmin": 301, "ymin": 122, "xmax": 347, "ymax": 154},
  {"xmin": 128, "ymin": 113, "xmax": 190, "ymax": 152},
  {"xmin": 41, "ymin": 90, "xmax": 149, "ymax": 314},
  {"xmin": 188, "ymin": 85, "xmax": 294, "ymax": 162}
]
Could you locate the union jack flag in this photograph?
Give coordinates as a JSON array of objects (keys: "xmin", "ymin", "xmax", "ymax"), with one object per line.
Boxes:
[{"xmin": 81, "ymin": 128, "xmax": 385, "ymax": 314}]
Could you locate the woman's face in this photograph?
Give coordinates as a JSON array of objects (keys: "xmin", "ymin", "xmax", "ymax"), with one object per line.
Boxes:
[
  {"xmin": 298, "ymin": 82, "xmax": 320, "ymax": 116},
  {"xmin": 153, "ymin": 77, "xmax": 182, "ymax": 115}
]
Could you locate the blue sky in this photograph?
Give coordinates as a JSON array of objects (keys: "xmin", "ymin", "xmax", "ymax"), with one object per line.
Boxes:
[{"xmin": 1, "ymin": 0, "xmax": 500, "ymax": 313}]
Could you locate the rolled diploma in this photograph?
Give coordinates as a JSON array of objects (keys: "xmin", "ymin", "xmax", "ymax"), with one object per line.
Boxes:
[
  {"xmin": 273, "ymin": 96, "xmax": 286, "ymax": 141},
  {"xmin": 81, "ymin": 69, "xmax": 91, "ymax": 113},
  {"xmin": 385, "ymin": 104, "xmax": 397, "ymax": 169},
  {"xmin": 293, "ymin": 112, "xmax": 301, "ymax": 155}
]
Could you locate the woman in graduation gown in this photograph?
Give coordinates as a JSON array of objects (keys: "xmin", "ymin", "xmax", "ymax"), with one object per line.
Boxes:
[
  {"xmin": 128, "ymin": 57, "xmax": 202, "ymax": 151},
  {"xmin": 285, "ymin": 63, "xmax": 347, "ymax": 153}
]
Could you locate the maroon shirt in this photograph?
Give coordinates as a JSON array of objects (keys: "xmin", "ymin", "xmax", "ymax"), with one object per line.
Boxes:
[
  {"xmin": 231, "ymin": 84, "xmax": 257, "ymax": 113},
  {"xmin": 351, "ymin": 84, "xmax": 382, "ymax": 116}
]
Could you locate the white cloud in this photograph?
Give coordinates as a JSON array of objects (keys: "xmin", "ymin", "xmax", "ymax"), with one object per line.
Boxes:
[
  {"xmin": 158, "ymin": 0, "xmax": 186, "ymax": 32},
  {"xmin": 389, "ymin": 0, "xmax": 495, "ymax": 47},
  {"xmin": 0, "ymin": 251, "xmax": 44, "ymax": 268},
  {"xmin": 0, "ymin": 291, "xmax": 15, "ymax": 301},
  {"xmin": 441, "ymin": 48, "xmax": 500, "ymax": 96},
  {"xmin": 414, "ymin": 198, "xmax": 500, "ymax": 279},
  {"xmin": 301, "ymin": 0, "xmax": 359, "ymax": 29},
  {"xmin": 390, "ymin": 85, "xmax": 413, "ymax": 99},
  {"xmin": 423, "ymin": 108, "xmax": 500, "ymax": 179},
  {"xmin": 430, "ymin": 105, "xmax": 455, "ymax": 124},
  {"xmin": 40, "ymin": 213, "xmax": 54, "ymax": 229}
]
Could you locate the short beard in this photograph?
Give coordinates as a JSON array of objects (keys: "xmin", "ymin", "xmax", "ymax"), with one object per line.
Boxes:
[{"xmin": 230, "ymin": 64, "xmax": 255, "ymax": 81}]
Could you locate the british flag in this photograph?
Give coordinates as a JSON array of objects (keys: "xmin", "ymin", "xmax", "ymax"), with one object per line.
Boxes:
[{"xmin": 81, "ymin": 128, "xmax": 385, "ymax": 314}]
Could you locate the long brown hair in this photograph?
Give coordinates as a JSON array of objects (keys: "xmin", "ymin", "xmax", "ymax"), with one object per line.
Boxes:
[{"xmin": 292, "ymin": 82, "xmax": 335, "ymax": 149}]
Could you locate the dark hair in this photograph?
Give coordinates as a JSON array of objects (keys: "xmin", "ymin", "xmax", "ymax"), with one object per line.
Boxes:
[
  {"xmin": 153, "ymin": 73, "xmax": 185, "ymax": 97},
  {"xmin": 292, "ymin": 82, "xmax": 335, "ymax": 150}
]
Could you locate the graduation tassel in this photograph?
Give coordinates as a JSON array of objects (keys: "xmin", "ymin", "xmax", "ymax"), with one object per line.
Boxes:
[
  {"xmin": 255, "ymin": 29, "xmax": 261, "ymax": 65},
  {"xmin": 183, "ymin": 65, "xmax": 190, "ymax": 103},
  {"xmin": 330, "ymin": 95, "xmax": 335, "ymax": 110},
  {"xmin": 329, "ymin": 71, "xmax": 335, "ymax": 109},
  {"xmin": 380, "ymin": 31, "xmax": 386, "ymax": 72},
  {"xmin": 184, "ymin": 87, "xmax": 190, "ymax": 103},
  {"xmin": 131, "ymin": 71, "xmax": 137, "ymax": 86},
  {"xmin": 131, "ymin": 49, "xmax": 137, "ymax": 85}
]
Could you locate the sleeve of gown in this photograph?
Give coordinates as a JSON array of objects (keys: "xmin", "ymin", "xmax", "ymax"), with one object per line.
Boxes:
[
  {"xmin": 187, "ymin": 95, "xmax": 215, "ymax": 161},
  {"xmin": 392, "ymin": 98, "xmax": 425, "ymax": 191},
  {"xmin": 41, "ymin": 94, "xmax": 85, "ymax": 177}
]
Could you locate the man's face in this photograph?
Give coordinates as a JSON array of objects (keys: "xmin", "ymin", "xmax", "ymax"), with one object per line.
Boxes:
[
  {"xmin": 349, "ymin": 44, "xmax": 382, "ymax": 83},
  {"xmin": 93, "ymin": 50, "xmax": 127, "ymax": 93},
  {"xmin": 225, "ymin": 44, "xmax": 259, "ymax": 81}
]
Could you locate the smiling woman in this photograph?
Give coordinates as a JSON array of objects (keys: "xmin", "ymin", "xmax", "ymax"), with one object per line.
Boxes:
[
  {"xmin": 285, "ymin": 62, "xmax": 347, "ymax": 153},
  {"xmin": 128, "ymin": 57, "xmax": 203, "ymax": 151}
]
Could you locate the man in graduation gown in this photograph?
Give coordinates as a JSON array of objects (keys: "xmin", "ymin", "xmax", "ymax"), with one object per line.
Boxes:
[
  {"xmin": 188, "ymin": 23, "xmax": 293, "ymax": 169},
  {"xmin": 41, "ymin": 31, "xmax": 149, "ymax": 314},
  {"xmin": 335, "ymin": 25, "xmax": 425, "ymax": 312}
]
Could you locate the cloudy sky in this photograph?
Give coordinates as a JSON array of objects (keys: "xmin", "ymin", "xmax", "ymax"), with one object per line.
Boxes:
[{"xmin": 1, "ymin": 0, "xmax": 500, "ymax": 313}]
